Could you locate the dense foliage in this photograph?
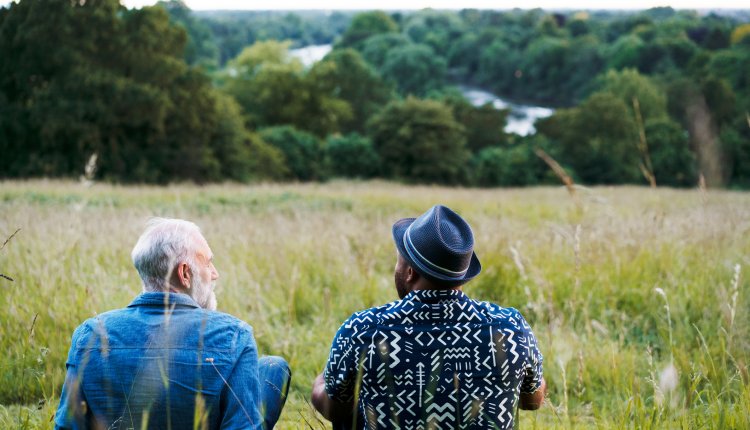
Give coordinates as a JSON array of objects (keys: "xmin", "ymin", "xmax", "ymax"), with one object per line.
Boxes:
[
  {"xmin": 0, "ymin": 0, "xmax": 281, "ymax": 183},
  {"xmin": 1, "ymin": 1, "xmax": 749, "ymax": 187},
  {"xmin": 162, "ymin": 1, "xmax": 352, "ymax": 68}
]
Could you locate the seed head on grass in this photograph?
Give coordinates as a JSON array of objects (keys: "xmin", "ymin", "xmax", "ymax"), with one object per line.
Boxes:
[
  {"xmin": 654, "ymin": 287, "xmax": 674, "ymax": 364},
  {"xmin": 1, "ymin": 228, "xmax": 21, "ymax": 283},
  {"xmin": 658, "ymin": 363, "xmax": 679, "ymax": 408}
]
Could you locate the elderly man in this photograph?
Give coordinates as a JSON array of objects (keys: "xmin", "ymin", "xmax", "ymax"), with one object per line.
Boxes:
[
  {"xmin": 312, "ymin": 205, "xmax": 546, "ymax": 429},
  {"xmin": 55, "ymin": 218, "xmax": 290, "ymax": 430}
]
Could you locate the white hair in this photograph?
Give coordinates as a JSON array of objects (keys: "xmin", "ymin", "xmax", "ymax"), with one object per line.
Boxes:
[{"xmin": 131, "ymin": 218, "xmax": 203, "ymax": 293}]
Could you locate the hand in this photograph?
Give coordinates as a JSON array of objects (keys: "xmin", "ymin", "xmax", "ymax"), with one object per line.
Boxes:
[
  {"xmin": 311, "ymin": 372, "xmax": 355, "ymax": 424},
  {"xmin": 519, "ymin": 377, "xmax": 547, "ymax": 410}
]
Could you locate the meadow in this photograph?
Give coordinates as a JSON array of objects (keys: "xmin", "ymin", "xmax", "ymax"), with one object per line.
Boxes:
[{"xmin": 0, "ymin": 180, "xmax": 748, "ymax": 429}]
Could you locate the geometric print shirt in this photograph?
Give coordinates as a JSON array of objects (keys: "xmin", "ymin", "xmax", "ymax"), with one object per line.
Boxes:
[{"xmin": 324, "ymin": 289, "xmax": 544, "ymax": 430}]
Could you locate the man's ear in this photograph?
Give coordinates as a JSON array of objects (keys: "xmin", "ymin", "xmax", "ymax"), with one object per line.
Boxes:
[
  {"xmin": 406, "ymin": 266, "xmax": 419, "ymax": 284},
  {"xmin": 176, "ymin": 262, "xmax": 192, "ymax": 289}
]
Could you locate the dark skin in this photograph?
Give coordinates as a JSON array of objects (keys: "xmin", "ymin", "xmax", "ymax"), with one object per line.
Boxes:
[
  {"xmin": 520, "ymin": 379, "xmax": 547, "ymax": 410},
  {"xmin": 311, "ymin": 253, "xmax": 546, "ymax": 424}
]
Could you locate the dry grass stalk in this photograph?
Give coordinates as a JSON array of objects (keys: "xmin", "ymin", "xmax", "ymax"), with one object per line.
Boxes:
[
  {"xmin": 576, "ymin": 350, "xmax": 585, "ymax": 398},
  {"xmin": 639, "ymin": 163, "xmax": 656, "ymax": 188},
  {"xmin": 509, "ymin": 244, "xmax": 527, "ymax": 280},
  {"xmin": 646, "ymin": 345, "xmax": 661, "ymax": 404},
  {"xmin": 728, "ymin": 264, "xmax": 741, "ymax": 339},
  {"xmin": 534, "ymin": 148, "xmax": 581, "ymax": 210},
  {"xmin": 1, "ymin": 228, "xmax": 21, "ymax": 283},
  {"xmin": 1, "ymin": 228, "xmax": 21, "ymax": 251},
  {"xmin": 698, "ymin": 174, "xmax": 707, "ymax": 205},
  {"xmin": 558, "ymin": 358, "xmax": 569, "ymax": 419},
  {"xmin": 79, "ymin": 153, "xmax": 98, "ymax": 187},
  {"xmin": 573, "ymin": 224, "xmax": 582, "ymax": 291},
  {"xmin": 632, "ymin": 97, "xmax": 656, "ymax": 188},
  {"xmin": 655, "ymin": 287, "xmax": 674, "ymax": 364}
]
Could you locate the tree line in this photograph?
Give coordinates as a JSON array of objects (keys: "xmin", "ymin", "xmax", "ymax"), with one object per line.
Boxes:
[{"xmin": 1, "ymin": 1, "xmax": 748, "ymax": 187}]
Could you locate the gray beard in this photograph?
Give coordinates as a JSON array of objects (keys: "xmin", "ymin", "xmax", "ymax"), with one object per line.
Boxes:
[{"xmin": 191, "ymin": 276, "xmax": 217, "ymax": 310}]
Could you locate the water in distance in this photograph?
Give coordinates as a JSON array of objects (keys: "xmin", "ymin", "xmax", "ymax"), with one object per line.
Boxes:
[
  {"xmin": 459, "ymin": 86, "xmax": 554, "ymax": 136},
  {"xmin": 290, "ymin": 44, "xmax": 554, "ymax": 136}
]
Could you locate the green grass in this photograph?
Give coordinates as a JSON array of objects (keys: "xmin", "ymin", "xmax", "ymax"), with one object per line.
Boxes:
[{"xmin": 0, "ymin": 180, "xmax": 748, "ymax": 429}]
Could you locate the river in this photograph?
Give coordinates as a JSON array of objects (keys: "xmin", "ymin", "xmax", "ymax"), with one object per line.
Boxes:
[{"xmin": 289, "ymin": 44, "xmax": 554, "ymax": 136}]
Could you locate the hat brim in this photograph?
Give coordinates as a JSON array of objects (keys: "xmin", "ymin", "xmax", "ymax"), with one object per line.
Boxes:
[{"xmin": 392, "ymin": 217, "xmax": 481, "ymax": 286}]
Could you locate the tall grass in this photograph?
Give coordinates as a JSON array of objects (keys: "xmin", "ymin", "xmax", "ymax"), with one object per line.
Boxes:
[{"xmin": 0, "ymin": 180, "xmax": 748, "ymax": 429}]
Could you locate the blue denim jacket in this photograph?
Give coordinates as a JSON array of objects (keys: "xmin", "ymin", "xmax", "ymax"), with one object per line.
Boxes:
[{"xmin": 54, "ymin": 292, "xmax": 264, "ymax": 430}]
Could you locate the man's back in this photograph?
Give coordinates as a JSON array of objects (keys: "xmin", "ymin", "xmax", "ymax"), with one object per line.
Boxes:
[
  {"xmin": 55, "ymin": 292, "xmax": 263, "ymax": 430},
  {"xmin": 324, "ymin": 289, "xmax": 544, "ymax": 430}
]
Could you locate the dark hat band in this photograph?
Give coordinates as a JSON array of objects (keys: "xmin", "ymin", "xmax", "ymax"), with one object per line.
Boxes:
[{"xmin": 404, "ymin": 223, "xmax": 470, "ymax": 278}]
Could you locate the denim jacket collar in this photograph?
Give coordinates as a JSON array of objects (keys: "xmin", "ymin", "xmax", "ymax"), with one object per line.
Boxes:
[{"xmin": 127, "ymin": 292, "xmax": 200, "ymax": 309}]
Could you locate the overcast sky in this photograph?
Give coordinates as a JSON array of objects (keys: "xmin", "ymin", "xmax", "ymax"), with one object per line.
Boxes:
[
  {"xmin": 119, "ymin": 0, "xmax": 746, "ymax": 10},
  {"xmin": 0, "ymin": 0, "xmax": 746, "ymax": 10}
]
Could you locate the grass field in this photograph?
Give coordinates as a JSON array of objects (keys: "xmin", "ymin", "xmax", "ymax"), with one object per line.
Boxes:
[{"xmin": 0, "ymin": 180, "xmax": 748, "ymax": 429}]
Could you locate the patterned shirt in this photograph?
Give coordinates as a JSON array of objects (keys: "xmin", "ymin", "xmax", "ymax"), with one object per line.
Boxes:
[{"xmin": 324, "ymin": 289, "xmax": 543, "ymax": 430}]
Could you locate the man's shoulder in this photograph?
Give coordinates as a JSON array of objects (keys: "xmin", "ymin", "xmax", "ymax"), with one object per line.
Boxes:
[
  {"xmin": 73, "ymin": 306, "xmax": 254, "ymax": 350},
  {"xmin": 336, "ymin": 300, "xmax": 398, "ymax": 335},
  {"xmin": 463, "ymin": 297, "xmax": 531, "ymax": 327},
  {"xmin": 80, "ymin": 306, "xmax": 249, "ymax": 326},
  {"xmin": 471, "ymin": 299, "xmax": 521, "ymax": 317},
  {"xmin": 199, "ymin": 309, "xmax": 252, "ymax": 330}
]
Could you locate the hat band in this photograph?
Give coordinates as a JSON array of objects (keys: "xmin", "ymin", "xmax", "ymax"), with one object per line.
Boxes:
[{"xmin": 404, "ymin": 224, "xmax": 470, "ymax": 278}]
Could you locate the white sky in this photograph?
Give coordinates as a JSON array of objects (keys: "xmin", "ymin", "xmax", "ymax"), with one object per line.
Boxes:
[
  {"xmin": 0, "ymin": 0, "xmax": 746, "ymax": 10},
  {"xmin": 120, "ymin": 0, "xmax": 748, "ymax": 10}
]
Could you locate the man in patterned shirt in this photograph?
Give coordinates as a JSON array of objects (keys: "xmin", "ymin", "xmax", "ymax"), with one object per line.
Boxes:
[{"xmin": 312, "ymin": 205, "xmax": 546, "ymax": 429}]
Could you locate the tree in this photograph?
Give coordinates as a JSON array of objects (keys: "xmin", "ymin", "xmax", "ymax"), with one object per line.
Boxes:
[
  {"xmin": 598, "ymin": 69, "xmax": 668, "ymax": 122},
  {"xmin": 359, "ymin": 32, "xmax": 411, "ymax": 70},
  {"xmin": 259, "ymin": 126, "xmax": 326, "ymax": 181},
  {"xmin": 325, "ymin": 133, "xmax": 381, "ymax": 178},
  {"xmin": 210, "ymin": 93, "xmax": 288, "ymax": 181},
  {"xmin": 368, "ymin": 97, "xmax": 468, "ymax": 184},
  {"xmin": 471, "ymin": 144, "xmax": 548, "ymax": 187},
  {"xmin": 537, "ymin": 92, "xmax": 641, "ymax": 184},
  {"xmin": 380, "ymin": 44, "xmax": 447, "ymax": 97},
  {"xmin": 403, "ymin": 10, "xmax": 465, "ymax": 53},
  {"xmin": 337, "ymin": 11, "xmax": 398, "ymax": 50},
  {"xmin": 721, "ymin": 127, "xmax": 750, "ymax": 188},
  {"xmin": 563, "ymin": 35, "xmax": 605, "ymax": 102},
  {"xmin": 222, "ymin": 40, "xmax": 351, "ymax": 137},
  {"xmin": 517, "ymin": 37, "xmax": 570, "ymax": 103},
  {"xmin": 730, "ymin": 23, "xmax": 750, "ymax": 45},
  {"xmin": 159, "ymin": 0, "xmax": 219, "ymax": 69},
  {"xmin": 644, "ymin": 118, "xmax": 696, "ymax": 186},
  {"xmin": 224, "ymin": 39, "xmax": 301, "ymax": 78},
  {"xmin": 439, "ymin": 93, "xmax": 509, "ymax": 152},
  {"xmin": 477, "ymin": 39, "xmax": 519, "ymax": 96},
  {"xmin": 567, "ymin": 17, "xmax": 590, "ymax": 37},
  {"xmin": 308, "ymin": 49, "xmax": 393, "ymax": 134},
  {"xmin": 0, "ymin": 0, "xmax": 279, "ymax": 183},
  {"xmin": 606, "ymin": 34, "xmax": 644, "ymax": 70}
]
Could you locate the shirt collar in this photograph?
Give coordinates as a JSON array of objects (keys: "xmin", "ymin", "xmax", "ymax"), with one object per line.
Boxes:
[
  {"xmin": 404, "ymin": 289, "xmax": 467, "ymax": 304},
  {"xmin": 128, "ymin": 292, "xmax": 201, "ymax": 309}
]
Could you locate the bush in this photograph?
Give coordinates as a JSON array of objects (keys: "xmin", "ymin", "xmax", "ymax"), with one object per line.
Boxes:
[
  {"xmin": 368, "ymin": 97, "xmax": 468, "ymax": 184},
  {"xmin": 259, "ymin": 126, "xmax": 326, "ymax": 181},
  {"xmin": 644, "ymin": 118, "xmax": 696, "ymax": 187},
  {"xmin": 325, "ymin": 134, "xmax": 381, "ymax": 178},
  {"xmin": 470, "ymin": 144, "xmax": 549, "ymax": 187}
]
